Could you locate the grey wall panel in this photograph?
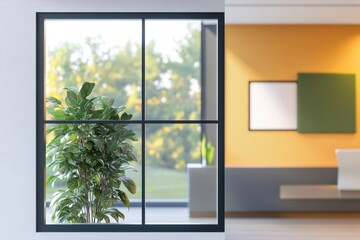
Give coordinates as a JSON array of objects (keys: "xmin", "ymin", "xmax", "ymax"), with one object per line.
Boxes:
[{"xmin": 225, "ymin": 168, "xmax": 360, "ymax": 212}]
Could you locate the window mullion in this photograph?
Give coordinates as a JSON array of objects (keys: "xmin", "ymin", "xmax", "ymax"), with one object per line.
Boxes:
[{"xmin": 141, "ymin": 18, "xmax": 146, "ymax": 226}]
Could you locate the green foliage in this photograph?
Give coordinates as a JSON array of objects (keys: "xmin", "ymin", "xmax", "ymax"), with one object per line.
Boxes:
[
  {"xmin": 202, "ymin": 136, "xmax": 215, "ymax": 166},
  {"xmin": 144, "ymin": 24, "xmax": 202, "ymax": 169},
  {"xmin": 46, "ymin": 82, "xmax": 137, "ymax": 223},
  {"xmin": 46, "ymin": 23, "xmax": 202, "ymax": 170}
]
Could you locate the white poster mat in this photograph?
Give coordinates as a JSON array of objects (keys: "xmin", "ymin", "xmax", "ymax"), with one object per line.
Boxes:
[{"xmin": 249, "ymin": 82, "xmax": 297, "ymax": 130}]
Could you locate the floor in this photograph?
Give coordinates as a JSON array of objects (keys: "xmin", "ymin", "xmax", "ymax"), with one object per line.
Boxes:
[
  {"xmin": 46, "ymin": 207, "xmax": 360, "ymax": 239},
  {"xmin": 225, "ymin": 217, "xmax": 360, "ymax": 240}
]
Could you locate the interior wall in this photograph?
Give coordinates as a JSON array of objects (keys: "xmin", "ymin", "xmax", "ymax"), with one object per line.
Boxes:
[
  {"xmin": 225, "ymin": 25, "xmax": 360, "ymax": 167},
  {"xmin": 0, "ymin": 0, "xmax": 224, "ymax": 239}
]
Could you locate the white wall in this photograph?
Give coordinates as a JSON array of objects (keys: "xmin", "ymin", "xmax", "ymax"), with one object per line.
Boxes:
[{"xmin": 0, "ymin": 0, "xmax": 224, "ymax": 240}]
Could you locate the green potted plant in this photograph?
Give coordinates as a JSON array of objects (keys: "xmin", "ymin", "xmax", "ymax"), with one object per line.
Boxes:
[
  {"xmin": 201, "ymin": 135, "xmax": 215, "ymax": 166},
  {"xmin": 46, "ymin": 82, "xmax": 137, "ymax": 223}
]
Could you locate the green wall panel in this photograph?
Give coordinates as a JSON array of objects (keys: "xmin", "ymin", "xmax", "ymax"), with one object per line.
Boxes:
[{"xmin": 298, "ymin": 73, "xmax": 356, "ymax": 133}]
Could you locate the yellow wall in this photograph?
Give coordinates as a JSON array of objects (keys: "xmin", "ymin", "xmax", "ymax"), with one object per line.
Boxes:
[{"xmin": 225, "ymin": 25, "xmax": 360, "ymax": 167}]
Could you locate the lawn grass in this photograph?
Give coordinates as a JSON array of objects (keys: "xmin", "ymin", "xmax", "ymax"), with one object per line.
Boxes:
[{"xmin": 131, "ymin": 164, "xmax": 188, "ymax": 199}]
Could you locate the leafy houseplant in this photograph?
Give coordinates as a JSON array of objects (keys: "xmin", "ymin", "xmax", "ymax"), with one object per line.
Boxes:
[
  {"xmin": 201, "ymin": 136, "xmax": 215, "ymax": 166},
  {"xmin": 46, "ymin": 82, "xmax": 137, "ymax": 223}
]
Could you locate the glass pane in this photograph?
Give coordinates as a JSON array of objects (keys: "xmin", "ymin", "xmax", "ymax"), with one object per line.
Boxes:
[
  {"xmin": 45, "ymin": 123, "xmax": 142, "ymax": 224},
  {"xmin": 45, "ymin": 20, "xmax": 142, "ymax": 120},
  {"xmin": 145, "ymin": 124, "xmax": 218, "ymax": 224},
  {"xmin": 145, "ymin": 20, "xmax": 218, "ymax": 120}
]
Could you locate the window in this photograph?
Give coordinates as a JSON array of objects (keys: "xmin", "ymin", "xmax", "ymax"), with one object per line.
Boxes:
[{"xmin": 36, "ymin": 12, "xmax": 224, "ymax": 232}]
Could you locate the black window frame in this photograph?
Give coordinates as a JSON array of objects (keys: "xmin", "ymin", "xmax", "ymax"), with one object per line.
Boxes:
[{"xmin": 36, "ymin": 12, "xmax": 224, "ymax": 232}]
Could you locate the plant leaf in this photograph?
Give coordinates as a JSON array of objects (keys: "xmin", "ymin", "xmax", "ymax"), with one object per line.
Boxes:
[
  {"xmin": 80, "ymin": 82, "xmax": 95, "ymax": 99},
  {"xmin": 67, "ymin": 178, "xmax": 79, "ymax": 190},
  {"xmin": 70, "ymin": 133, "xmax": 76, "ymax": 142},
  {"xmin": 107, "ymin": 208, "xmax": 125, "ymax": 222},
  {"xmin": 65, "ymin": 89, "xmax": 78, "ymax": 107},
  {"xmin": 47, "ymin": 108, "xmax": 67, "ymax": 120},
  {"xmin": 118, "ymin": 191, "xmax": 130, "ymax": 208},
  {"xmin": 46, "ymin": 126, "xmax": 58, "ymax": 135},
  {"xmin": 99, "ymin": 96, "xmax": 114, "ymax": 107},
  {"xmin": 46, "ymin": 97, "xmax": 62, "ymax": 105},
  {"xmin": 46, "ymin": 175, "xmax": 57, "ymax": 185},
  {"xmin": 120, "ymin": 112, "xmax": 133, "ymax": 121},
  {"xmin": 119, "ymin": 175, "xmax": 136, "ymax": 194},
  {"xmin": 119, "ymin": 164, "xmax": 137, "ymax": 172},
  {"xmin": 60, "ymin": 133, "xmax": 72, "ymax": 144},
  {"xmin": 102, "ymin": 199, "xmax": 114, "ymax": 208},
  {"xmin": 103, "ymin": 215, "xmax": 110, "ymax": 223}
]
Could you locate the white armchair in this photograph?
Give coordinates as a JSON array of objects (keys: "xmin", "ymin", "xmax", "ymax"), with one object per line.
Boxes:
[{"xmin": 335, "ymin": 149, "xmax": 360, "ymax": 191}]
